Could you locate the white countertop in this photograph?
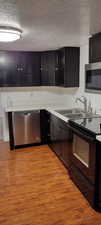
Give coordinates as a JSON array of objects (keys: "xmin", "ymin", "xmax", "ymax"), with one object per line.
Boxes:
[
  {"xmin": 5, "ymin": 106, "xmax": 70, "ymax": 122},
  {"xmin": 5, "ymin": 105, "xmax": 101, "ymax": 141},
  {"xmin": 96, "ymin": 135, "xmax": 101, "ymax": 142},
  {"xmin": 5, "ymin": 106, "xmax": 44, "ymax": 112},
  {"xmin": 47, "ymin": 108, "xmax": 69, "ymax": 122}
]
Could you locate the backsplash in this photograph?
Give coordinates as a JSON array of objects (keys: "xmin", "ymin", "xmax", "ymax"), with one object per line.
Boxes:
[{"xmin": 0, "ymin": 87, "xmax": 77, "ymax": 114}]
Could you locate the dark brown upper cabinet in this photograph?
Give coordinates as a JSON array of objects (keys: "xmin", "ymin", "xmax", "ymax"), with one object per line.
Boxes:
[
  {"xmin": 0, "ymin": 51, "xmax": 41, "ymax": 87},
  {"xmin": 0, "ymin": 48, "xmax": 79, "ymax": 88},
  {"xmin": 41, "ymin": 51, "xmax": 59, "ymax": 86},
  {"xmin": 40, "ymin": 48, "xmax": 80, "ymax": 87},
  {"xmin": 57, "ymin": 47, "xmax": 80, "ymax": 87},
  {"xmin": 89, "ymin": 33, "xmax": 101, "ymax": 63}
]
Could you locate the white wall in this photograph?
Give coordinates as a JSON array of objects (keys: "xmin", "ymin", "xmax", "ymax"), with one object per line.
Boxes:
[{"xmin": 0, "ymin": 87, "xmax": 77, "ymax": 111}]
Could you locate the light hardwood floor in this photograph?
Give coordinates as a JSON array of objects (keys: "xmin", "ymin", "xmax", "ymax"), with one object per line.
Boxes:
[{"xmin": 0, "ymin": 142, "xmax": 101, "ymax": 225}]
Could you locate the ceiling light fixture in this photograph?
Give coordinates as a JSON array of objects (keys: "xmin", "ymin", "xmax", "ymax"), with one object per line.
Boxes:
[{"xmin": 0, "ymin": 26, "xmax": 22, "ymax": 42}]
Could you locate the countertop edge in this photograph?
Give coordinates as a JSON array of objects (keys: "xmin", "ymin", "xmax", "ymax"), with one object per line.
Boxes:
[{"xmin": 5, "ymin": 107, "xmax": 69, "ymax": 123}]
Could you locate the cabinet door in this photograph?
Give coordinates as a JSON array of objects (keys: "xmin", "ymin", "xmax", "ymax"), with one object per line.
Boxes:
[
  {"xmin": 56, "ymin": 47, "xmax": 80, "ymax": 87},
  {"xmin": 59, "ymin": 124, "xmax": 72, "ymax": 168},
  {"xmin": 0, "ymin": 52, "xmax": 7, "ymax": 86},
  {"xmin": 55, "ymin": 51, "xmax": 61, "ymax": 86},
  {"xmin": 41, "ymin": 53, "xmax": 48, "ymax": 85},
  {"xmin": 49, "ymin": 114, "xmax": 72, "ymax": 168},
  {"xmin": 18, "ymin": 52, "xmax": 41, "ymax": 86},
  {"xmin": 49, "ymin": 114, "xmax": 62, "ymax": 157},
  {"xmin": 55, "ymin": 49, "xmax": 64, "ymax": 86},
  {"xmin": 0, "ymin": 51, "xmax": 41, "ymax": 87},
  {"xmin": 5, "ymin": 52, "xmax": 24, "ymax": 87},
  {"xmin": 41, "ymin": 51, "xmax": 56, "ymax": 86},
  {"xmin": 40, "ymin": 110, "xmax": 51, "ymax": 144},
  {"xmin": 64, "ymin": 47, "xmax": 80, "ymax": 87},
  {"xmin": 47, "ymin": 52, "xmax": 56, "ymax": 86},
  {"xmin": 0, "ymin": 51, "xmax": 19, "ymax": 87}
]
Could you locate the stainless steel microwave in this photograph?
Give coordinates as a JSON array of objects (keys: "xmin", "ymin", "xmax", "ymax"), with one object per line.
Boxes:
[{"xmin": 85, "ymin": 62, "xmax": 101, "ymax": 93}]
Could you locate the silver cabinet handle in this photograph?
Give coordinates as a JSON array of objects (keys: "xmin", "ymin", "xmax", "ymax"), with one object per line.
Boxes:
[
  {"xmin": 17, "ymin": 67, "xmax": 23, "ymax": 71},
  {"xmin": 23, "ymin": 112, "xmax": 31, "ymax": 116},
  {"xmin": 55, "ymin": 67, "xmax": 58, "ymax": 71}
]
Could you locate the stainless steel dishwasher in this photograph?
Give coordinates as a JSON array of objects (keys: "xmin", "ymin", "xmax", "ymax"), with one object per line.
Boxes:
[{"xmin": 12, "ymin": 110, "xmax": 41, "ymax": 146}]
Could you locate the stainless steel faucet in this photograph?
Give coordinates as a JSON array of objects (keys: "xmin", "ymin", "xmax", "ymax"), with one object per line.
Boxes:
[{"xmin": 75, "ymin": 96, "xmax": 87, "ymax": 113}]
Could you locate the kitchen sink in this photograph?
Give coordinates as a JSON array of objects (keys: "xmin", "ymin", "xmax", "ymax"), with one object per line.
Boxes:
[
  {"xmin": 63, "ymin": 113, "xmax": 83, "ymax": 119},
  {"xmin": 55, "ymin": 108, "xmax": 101, "ymax": 119},
  {"xmin": 56, "ymin": 108, "xmax": 82, "ymax": 115}
]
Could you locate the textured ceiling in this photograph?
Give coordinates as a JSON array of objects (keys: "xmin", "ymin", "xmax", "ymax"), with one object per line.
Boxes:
[{"xmin": 0, "ymin": 0, "xmax": 100, "ymax": 51}]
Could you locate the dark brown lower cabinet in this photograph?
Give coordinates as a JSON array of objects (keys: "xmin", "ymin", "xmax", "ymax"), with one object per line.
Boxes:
[{"xmin": 48, "ymin": 113, "xmax": 72, "ymax": 169}]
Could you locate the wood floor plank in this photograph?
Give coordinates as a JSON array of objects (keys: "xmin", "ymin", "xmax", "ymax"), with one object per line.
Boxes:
[{"xmin": 0, "ymin": 142, "xmax": 100, "ymax": 225}]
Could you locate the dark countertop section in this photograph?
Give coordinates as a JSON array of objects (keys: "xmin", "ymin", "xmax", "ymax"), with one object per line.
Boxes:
[{"xmin": 69, "ymin": 117, "xmax": 101, "ymax": 136}]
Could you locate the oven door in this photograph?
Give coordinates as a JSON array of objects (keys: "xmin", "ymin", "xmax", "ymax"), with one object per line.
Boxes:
[{"xmin": 69, "ymin": 126, "xmax": 96, "ymax": 184}]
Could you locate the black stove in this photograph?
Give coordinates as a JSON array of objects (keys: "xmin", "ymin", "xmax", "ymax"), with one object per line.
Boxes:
[{"xmin": 69, "ymin": 117, "xmax": 101, "ymax": 136}]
